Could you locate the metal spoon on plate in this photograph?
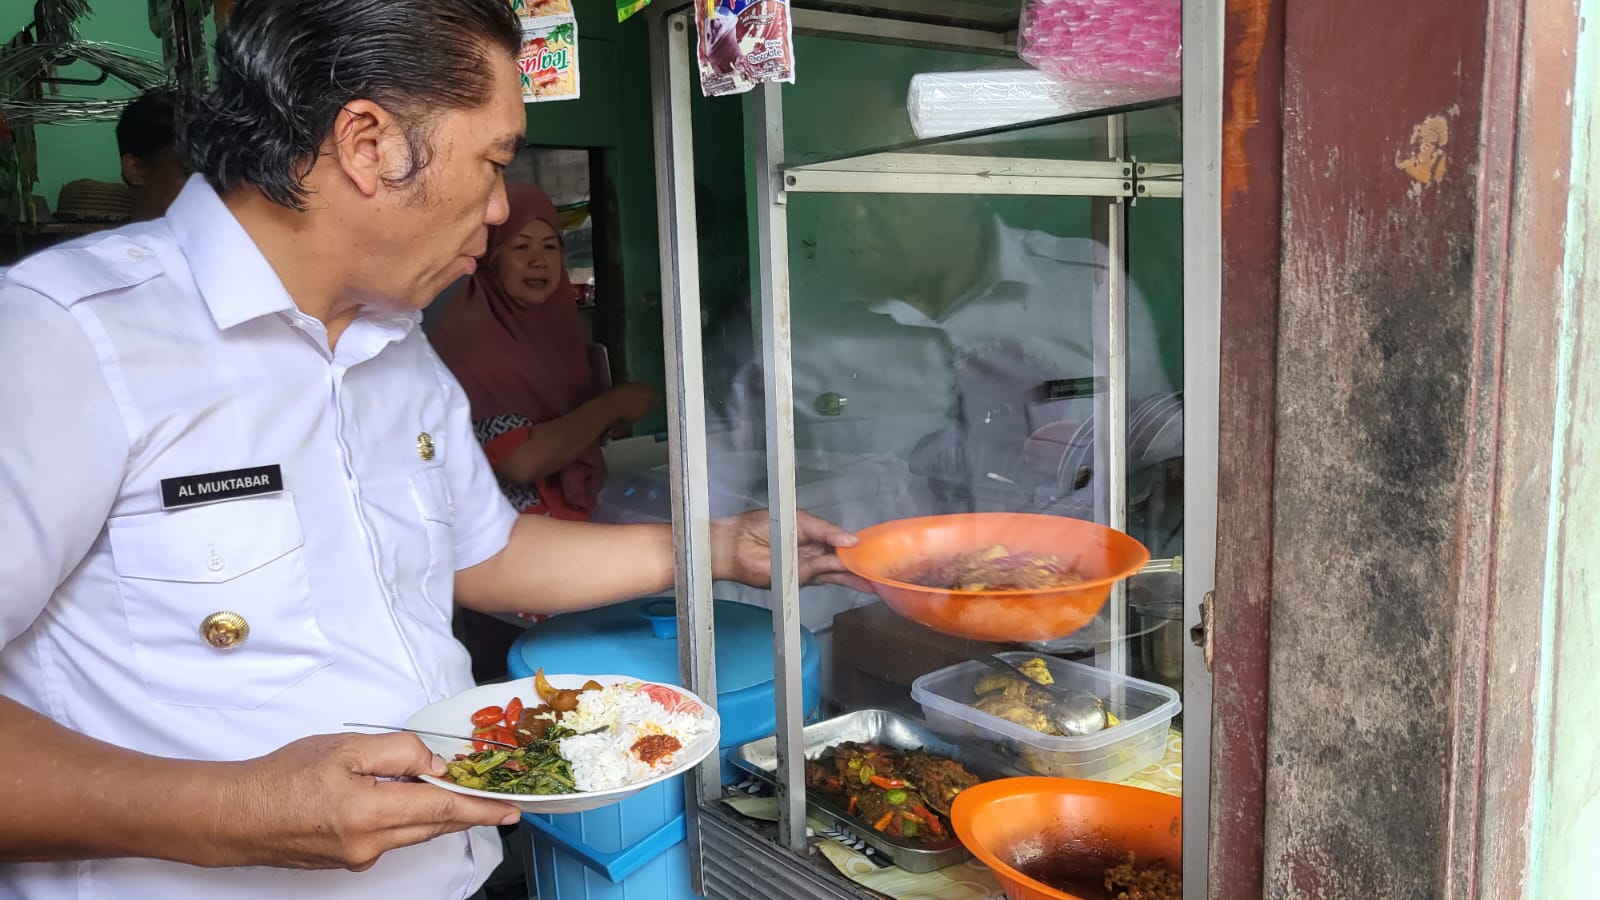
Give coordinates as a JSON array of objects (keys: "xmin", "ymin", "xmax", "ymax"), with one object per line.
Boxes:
[
  {"xmin": 343, "ymin": 722, "xmax": 519, "ymax": 749},
  {"xmin": 342, "ymin": 722, "xmax": 609, "ymax": 749}
]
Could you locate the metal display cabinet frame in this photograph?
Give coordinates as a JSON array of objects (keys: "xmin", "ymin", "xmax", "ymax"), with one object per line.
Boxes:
[{"xmin": 646, "ymin": 1, "xmax": 1222, "ymax": 896}]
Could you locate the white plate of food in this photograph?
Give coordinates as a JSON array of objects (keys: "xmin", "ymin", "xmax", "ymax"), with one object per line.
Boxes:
[{"xmin": 403, "ymin": 671, "xmax": 721, "ymax": 814}]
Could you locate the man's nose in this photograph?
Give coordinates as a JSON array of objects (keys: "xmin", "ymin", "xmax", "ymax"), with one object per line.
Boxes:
[{"xmin": 485, "ymin": 181, "xmax": 510, "ymax": 226}]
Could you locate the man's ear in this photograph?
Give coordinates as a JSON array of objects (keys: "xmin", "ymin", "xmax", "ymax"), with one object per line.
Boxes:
[
  {"xmin": 120, "ymin": 154, "xmax": 145, "ymax": 188},
  {"xmin": 327, "ymin": 99, "xmax": 412, "ymax": 198}
]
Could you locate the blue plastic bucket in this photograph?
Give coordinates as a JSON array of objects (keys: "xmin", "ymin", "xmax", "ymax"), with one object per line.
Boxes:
[{"xmin": 506, "ymin": 597, "xmax": 820, "ymax": 900}]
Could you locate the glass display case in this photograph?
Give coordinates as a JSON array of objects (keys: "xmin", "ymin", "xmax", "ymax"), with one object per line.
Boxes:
[{"xmin": 640, "ymin": 1, "xmax": 1218, "ymax": 896}]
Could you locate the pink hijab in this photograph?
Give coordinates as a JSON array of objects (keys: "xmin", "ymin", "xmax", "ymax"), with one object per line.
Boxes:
[{"xmin": 431, "ymin": 182, "xmax": 604, "ymax": 513}]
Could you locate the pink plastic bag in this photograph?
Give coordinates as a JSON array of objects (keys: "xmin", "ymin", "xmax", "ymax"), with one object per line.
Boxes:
[{"xmin": 1018, "ymin": 0, "xmax": 1182, "ymax": 87}]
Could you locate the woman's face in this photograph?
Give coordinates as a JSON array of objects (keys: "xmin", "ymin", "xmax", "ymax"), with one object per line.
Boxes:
[{"xmin": 492, "ymin": 218, "xmax": 565, "ymax": 306}]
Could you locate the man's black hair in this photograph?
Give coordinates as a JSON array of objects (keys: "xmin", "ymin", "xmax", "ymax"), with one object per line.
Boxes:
[
  {"xmin": 179, "ymin": 0, "xmax": 521, "ymax": 212},
  {"xmin": 116, "ymin": 89, "xmax": 178, "ymax": 161}
]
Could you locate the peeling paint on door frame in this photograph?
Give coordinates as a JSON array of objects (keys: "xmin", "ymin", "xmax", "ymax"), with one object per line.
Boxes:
[{"xmin": 1395, "ymin": 111, "xmax": 1454, "ymax": 193}]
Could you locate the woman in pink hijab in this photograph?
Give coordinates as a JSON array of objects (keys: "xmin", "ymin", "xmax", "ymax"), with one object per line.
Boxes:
[{"xmin": 432, "ymin": 182, "xmax": 656, "ymax": 522}]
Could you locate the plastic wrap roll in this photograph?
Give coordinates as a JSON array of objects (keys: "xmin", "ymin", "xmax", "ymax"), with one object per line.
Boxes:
[{"xmin": 906, "ymin": 70, "xmax": 1174, "ymax": 140}]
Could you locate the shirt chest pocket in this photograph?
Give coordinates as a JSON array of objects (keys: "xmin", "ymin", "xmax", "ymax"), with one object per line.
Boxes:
[
  {"xmin": 404, "ymin": 466, "xmax": 457, "ymax": 624},
  {"xmin": 108, "ymin": 493, "xmax": 333, "ymax": 709}
]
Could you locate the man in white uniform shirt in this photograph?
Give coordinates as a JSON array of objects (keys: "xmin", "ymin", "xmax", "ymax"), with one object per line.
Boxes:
[
  {"xmin": 720, "ymin": 193, "xmax": 1183, "ymax": 542},
  {"xmin": 0, "ymin": 2, "xmax": 857, "ymax": 898}
]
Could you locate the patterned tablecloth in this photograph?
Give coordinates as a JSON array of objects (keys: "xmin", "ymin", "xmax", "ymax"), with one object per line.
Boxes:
[{"xmin": 723, "ymin": 729, "xmax": 1184, "ymax": 900}]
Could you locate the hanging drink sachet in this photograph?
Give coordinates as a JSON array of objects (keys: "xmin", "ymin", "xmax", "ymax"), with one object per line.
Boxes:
[{"xmin": 696, "ymin": 0, "xmax": 795, "ymax": 98}]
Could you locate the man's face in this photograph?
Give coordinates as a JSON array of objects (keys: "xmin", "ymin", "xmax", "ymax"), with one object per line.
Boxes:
[
  {"xmin": 361, "ymin": 58, "xmax": 526, "ymax": 310},
  {"xmin": 122, "ymin": 145, "xmax": 189, "ymax": 220}
]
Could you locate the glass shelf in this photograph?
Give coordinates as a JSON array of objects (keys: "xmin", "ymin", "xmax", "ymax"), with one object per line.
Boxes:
[
  {"xmin": 792, "ymin": 95, "xmax": 1181, "ymax": 165},
  {"xmin": 782, "ymin": 99, "xmax": 1183, "ymax": 199}
]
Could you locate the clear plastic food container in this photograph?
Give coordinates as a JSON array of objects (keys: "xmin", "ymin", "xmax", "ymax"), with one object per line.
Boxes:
[{"xmin": 910, "ymin": 651, "xmax": 1181, "ymax": 784}]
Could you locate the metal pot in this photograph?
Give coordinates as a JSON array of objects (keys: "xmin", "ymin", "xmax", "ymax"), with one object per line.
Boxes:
[{"xmin": 1128, "ymin": 571, "xmax": 1184, "ymax": 693}]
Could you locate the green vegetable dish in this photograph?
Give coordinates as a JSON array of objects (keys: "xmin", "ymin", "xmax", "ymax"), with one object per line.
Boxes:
[{"xmin": 444, "ymin": 725, "xmax": 578, "ymax": 795}]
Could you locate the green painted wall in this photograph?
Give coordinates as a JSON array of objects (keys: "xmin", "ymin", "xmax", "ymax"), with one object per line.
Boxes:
[
  {"xmin": 1533, "ymin": 0, "xmax": 1600, "ymax": 891},
  {"xmin": 0, "ymin": 2, "xmax": 175, "ymax": 211}
]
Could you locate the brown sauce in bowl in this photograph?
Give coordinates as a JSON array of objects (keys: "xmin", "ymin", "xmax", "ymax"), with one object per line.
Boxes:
[{"xmin": 1013, "ymin": 844, "xmax": 1181, "ymax": 900}]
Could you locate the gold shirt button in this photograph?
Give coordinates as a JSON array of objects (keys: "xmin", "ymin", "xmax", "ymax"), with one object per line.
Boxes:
[
  {"xmin": 417, "ymin": 432, "xmax": 435, "ymax": 461},
  {"xmin": 200, "ymin": 611, "xmax": 249, "ymax": 650}
]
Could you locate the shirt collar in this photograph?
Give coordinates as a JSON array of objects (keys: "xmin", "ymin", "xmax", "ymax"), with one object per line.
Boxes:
[
  {"xmin": 365, "ymin": 307, "xmax": 425, "ymax": 331},
  {"xmin": 869, "ymin": 216, "xmax": 1035, "ymax": 327},
  {"xmin": 165, "ymin": 175, "xmax": 297, "ymax": 331},
  {"xmin": 165, "ymin": 177, "xmax": 424, "ymax": 341}
]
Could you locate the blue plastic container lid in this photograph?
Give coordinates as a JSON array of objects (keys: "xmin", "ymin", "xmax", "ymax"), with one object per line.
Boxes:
[{"xmin": 508, "ymin": 596, "xmax": 814, "ymax": 696}]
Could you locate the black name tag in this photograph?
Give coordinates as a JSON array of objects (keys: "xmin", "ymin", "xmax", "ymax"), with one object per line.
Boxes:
[{"xmin": 160, "ymin": 465, "xmax": 285, "ymax": 509}]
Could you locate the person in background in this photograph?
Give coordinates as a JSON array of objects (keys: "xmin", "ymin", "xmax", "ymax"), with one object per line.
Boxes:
[
  {"xmin": 116, "ymin": 88, "xmax": 188, "ymax": 221},
  {"xmin": 431, "ymin": 181, "xmax": 656, "ymax": 524},
  {"xmin": 430, "ymin": 182, "xmax": 657, "ymax": 681}
]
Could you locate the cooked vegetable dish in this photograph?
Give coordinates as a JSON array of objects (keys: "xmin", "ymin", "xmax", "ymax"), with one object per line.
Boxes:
[
  {"xmin": 802, "ymin": 742, "xmax": 982, "ymax": 844},
  {"xmin": 902, "ymin": 545, "xmax": 1084, "ymax": 592},
  {"xmin": 445, "ymin": 724, "xmax": 579, "ymax": 795},
  {"xmin": 446, "ymin": 671, "xmax": 604, "ymax": 795}
]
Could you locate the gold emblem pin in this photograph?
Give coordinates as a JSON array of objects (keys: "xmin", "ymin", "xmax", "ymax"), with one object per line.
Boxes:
[
  {"xmin": 417, "ymin": 432, "xmax": 435, "ymax": 461},
  {"xmin": 200, "ymin": 611, "xmax": 249, "ymax": 650}
]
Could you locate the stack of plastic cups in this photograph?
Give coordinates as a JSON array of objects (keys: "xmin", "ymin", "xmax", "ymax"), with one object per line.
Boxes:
[
  {"xmin": 906, "ymin": 70, "xmax": 1176, "ymax": 140},
  {"xmin": 1017, "ymin": 0, "xmax": 1182, "ymax": 86}
]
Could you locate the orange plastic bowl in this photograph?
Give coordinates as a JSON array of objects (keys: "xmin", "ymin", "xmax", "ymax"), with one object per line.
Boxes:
[
  {"xmin": 834, "ymin": 513, "xmax": 1151, "ymax": 643},
  {"xmin": 951, "ymin": 777, "xmax": 1182, "ymax": 900}
]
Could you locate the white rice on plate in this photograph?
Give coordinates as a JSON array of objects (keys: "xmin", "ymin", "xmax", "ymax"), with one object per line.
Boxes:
[{"xmin": 554, "ymin": 684, "xmax": 713, "ymax": 791}]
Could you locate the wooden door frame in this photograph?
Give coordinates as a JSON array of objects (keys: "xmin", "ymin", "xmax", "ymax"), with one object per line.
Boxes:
[
  {"xmin": 1208, "ymin": 0, "xmax": 1588, "ymax": 896},
  {"xmin": 1208, "ymin": 0, "xmax": 1283, "ymax": 894}
]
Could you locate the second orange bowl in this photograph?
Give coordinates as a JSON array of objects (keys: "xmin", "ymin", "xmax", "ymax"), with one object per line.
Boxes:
[
  {"xmin": 835, "ymin": 513, "xmax": 1151, "ymax": 643},
  {"xmin": 951, "ymin": 777, "xmax": 1182, "ymax": 900}
]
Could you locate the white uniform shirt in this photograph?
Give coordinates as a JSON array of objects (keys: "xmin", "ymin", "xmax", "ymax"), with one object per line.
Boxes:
[
  {"xmin": 780, "ymin": 219, "xmax": 1169, "ymax": 459},
  {"xmin": 722, "ymin": 217, "xmax": 1174, "ymax": 511},
  {"xmin": 0, "ymin": 178, "xmax": 519, "ymax": 900}
]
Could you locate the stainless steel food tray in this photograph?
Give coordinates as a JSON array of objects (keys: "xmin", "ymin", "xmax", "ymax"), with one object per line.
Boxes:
[{"xmin": 729, "ymin": 707, "xmax": 1006, "ymax": 874}]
